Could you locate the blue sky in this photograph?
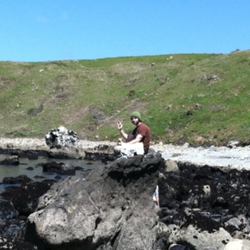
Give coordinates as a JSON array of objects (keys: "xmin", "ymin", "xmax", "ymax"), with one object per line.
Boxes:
[{"xmin": 1, "ymin": 1, "xmax": 249, "ymax": 62}]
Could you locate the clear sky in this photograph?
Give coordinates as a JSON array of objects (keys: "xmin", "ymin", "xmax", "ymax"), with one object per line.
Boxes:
[{"xmin": 1, "ymin": 1, "xmax": 249, "ymax": 62}]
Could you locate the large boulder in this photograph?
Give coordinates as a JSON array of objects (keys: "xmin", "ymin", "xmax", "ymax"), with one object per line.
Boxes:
[
  {"xmin": 26, "ymin": 153, "xmax": 164, "ymax": 250},
  {"xmin": 45, "ymin": 126, "xmax": 80, "ymax": 149}
]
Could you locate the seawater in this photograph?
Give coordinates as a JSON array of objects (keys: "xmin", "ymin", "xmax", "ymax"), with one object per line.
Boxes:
[{"xmin": 0, "ymin": 154, "xmax": 103, "ymax": 193}]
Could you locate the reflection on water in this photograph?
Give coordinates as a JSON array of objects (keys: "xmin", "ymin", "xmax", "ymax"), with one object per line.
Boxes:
[{"xmin": 0, "ymin": 154, "xmax": 103, "ymax": 193}]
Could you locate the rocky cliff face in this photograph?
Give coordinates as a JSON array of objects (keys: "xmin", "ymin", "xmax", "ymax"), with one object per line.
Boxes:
[{"xmin": 26, "ymin": 153, "xmax": 164, "ymax": 250}]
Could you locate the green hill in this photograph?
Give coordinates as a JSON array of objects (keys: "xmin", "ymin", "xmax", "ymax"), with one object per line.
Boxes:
[{"xmin": 1, "ymin": 50, "xmax": 250, "ymax": 146}]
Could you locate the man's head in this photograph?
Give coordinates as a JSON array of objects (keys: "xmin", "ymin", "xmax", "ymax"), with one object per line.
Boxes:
[{"xmin": 130, "ymin": 111, "xmax": 141, "ymax": 126}]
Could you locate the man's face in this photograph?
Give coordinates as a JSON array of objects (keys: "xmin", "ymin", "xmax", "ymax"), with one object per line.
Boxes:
[{"xmin": 130, "ymin": 116, "xmax": 140, "ymax": 126}]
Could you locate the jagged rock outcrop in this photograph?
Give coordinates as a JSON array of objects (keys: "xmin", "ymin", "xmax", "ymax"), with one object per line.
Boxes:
[
  {"xmin": 26, "ymin": 153, "xmax": 164, "ymax": 250},
  {"xmin": 45, "ymin": 126, "xmax": 80, "ymax": 149},
  {"xmin": 22, "ymin": 155, "xmax": 250, "ymax": 250}
]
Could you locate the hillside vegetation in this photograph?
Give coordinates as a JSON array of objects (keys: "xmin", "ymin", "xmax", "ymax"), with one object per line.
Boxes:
[{"xmin": 0, "ymin": 50, "xmax": 250, "ymax": 146}]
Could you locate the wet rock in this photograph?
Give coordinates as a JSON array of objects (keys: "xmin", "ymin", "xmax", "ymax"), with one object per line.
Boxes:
[
  {"xmin": 84, "ymin": 150, "xmax": 115, "ymax": 162},
  {"xmin": 26, "ymin": 166, "xmax": 34, "ymax": 170},
  {"xmin": 1, "ymin": 179, "xmax": 56, "ymax": 216},
  {"xmin": 48, "ymin": 147, "xmax": 84, "ymax": 159},
  {"xmin": 0, "ymin": 155, "xmax": 19, "ymax": 165},
  {"xmin": 74, "ymin": 166, "xmax": 84, "ymax": 171},
  {"xmin": 34, "ymin": 175, "xmax": 45, "ymax": 179},
  {"xmin": 39, "ymin": 161, "xmax": 75, "ymax": 175},
  {"xmin": 0, "ymin": 149, "xmax": 48, "ymax": 159},
  {"xmin": 2, "ymin": 175, "xmax": 33, "ymax": 185},
  {"xmin": 84, "ymin": 144, "xmax": 116, "ymax": 162}
]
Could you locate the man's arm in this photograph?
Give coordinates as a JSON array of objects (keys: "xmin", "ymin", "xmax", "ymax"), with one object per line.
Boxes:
[
  {"xmin": 127, "ymin": 124, "xmax": 146, "ymax": 144},
  {"xmin": 117, "ymin": 121, "xmax": 128, "ymax": 140},
  {"xmin": 127, "ymin": 134, "xmax": 142, "ymax": 144}
]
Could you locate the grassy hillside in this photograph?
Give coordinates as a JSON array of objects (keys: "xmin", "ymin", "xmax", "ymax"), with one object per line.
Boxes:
[{"xmin": 0, "ymin": 50, "xmax": 250, "ymax": 146}]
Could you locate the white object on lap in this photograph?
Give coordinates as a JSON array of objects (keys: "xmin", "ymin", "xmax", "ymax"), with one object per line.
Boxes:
[{"xmin": 120, "ymin": 142, "xmax": 144, "ymax": 157}]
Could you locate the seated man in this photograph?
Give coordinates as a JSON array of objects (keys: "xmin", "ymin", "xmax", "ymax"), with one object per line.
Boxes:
[{"xmin": 116, "ymin": 111, "xmax": 151, "ymax": 156}]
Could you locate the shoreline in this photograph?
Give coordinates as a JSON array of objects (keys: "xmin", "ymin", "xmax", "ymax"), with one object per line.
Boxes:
[
  {"xmin": 0, "ymin": 137, "xmax": 117, "ymax": 150},
  {"xmin": 1, "ymin": 137, "xmax": 250, "ymax": 171}
]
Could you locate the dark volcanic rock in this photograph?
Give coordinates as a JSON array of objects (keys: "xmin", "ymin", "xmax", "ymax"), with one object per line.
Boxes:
[
  {"xmin": 157, "ymin": 162, "xmax": 250, "ymax": 248},
  {"xmin": 0, "ymin": 240, "xmax": 39, "ymax": 250},
  {"xmin": 39, "ymin": 161, "xmax": 76, "ymax": 175},
  {"xmin": 0, "ymin": 199, "xmax": 32, "ymax": 248},
  {"xmin": 2, "ymin": 175, "xmax": 33, "ymax": 185},
  {"xmin": 0, "ymin": 155, "xmax": 19, "ymax": 165},
  {"xmin": 0, "ymin": 199, "xmax": 19, "ymax": 223},
  {"xmin": 1, "ymin": 179, "xmax": 56, "ymax": 216},
  {"xmin": 84, "ymin": 144, "xmax": 116, "ymax": 163},
  {"xmin": 0, "ymin": 148, "xmax": 49, "ymax": 159},
  {"xmin": 47, "ymin": 147, "xmax": 84, "ymax": 159}
]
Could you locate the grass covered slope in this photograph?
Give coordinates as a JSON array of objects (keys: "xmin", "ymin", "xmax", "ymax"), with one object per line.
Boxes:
[{"xmin": 0, "ymin": 50, "xmax": 250, "ymax": 146}]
